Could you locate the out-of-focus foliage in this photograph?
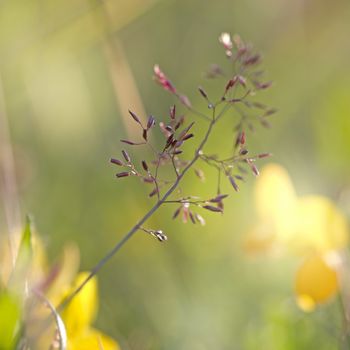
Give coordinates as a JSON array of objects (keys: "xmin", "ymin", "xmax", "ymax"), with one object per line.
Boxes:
[
  {"xmin": 1, "ymin": 0, "xmax": 350, "ymax": 349},
  {"xmin": 0, "ymin": 219, "xmax": 119, "ymax": 348},
  {"xmin": 0, "ymin": 292, "xmax": 21, "ymax": 349},
  {"xmin": 0, "ymin": 219, "xmax": 33, "ymax": 349}
]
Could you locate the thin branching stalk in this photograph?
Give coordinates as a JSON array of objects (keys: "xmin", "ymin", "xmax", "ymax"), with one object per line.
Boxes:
[
  {"xmin": 57, "ymin": 32, "xmax": 274, "ymax": 311},
  {"xmin": 338, "ymin": 293, "xmax": 350, "ymax": 349},
  {"xmin": 58, "ymin": 107, "xmax": 218, "ymax": 311}
]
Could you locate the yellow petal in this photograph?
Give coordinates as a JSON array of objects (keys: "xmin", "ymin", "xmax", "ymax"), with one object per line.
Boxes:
[
  {"xmin": 48, "ymin": 243, "xmax": 80, "ymax": 304},
  {"xmin": 62, "ymin": 272, "xmax": 98, "ymax": 337},
  {"xmin": 68, "ymin": 328, "xmax": 120, "ymax": 350},
  {"xmin": 291, "ymin": 196, "xmax": 349, "ymax": 253},
  {"xmin": 296, "ymin": 294, "xmax": 316, "ymax": 312},
  {"xmin": 255, "ymin": 163, "xmax": 297, "ymax": 222},
  {"xmin": 29, "ymin": 233, "xmax": 48, "ymax": 285},
  {"xmin": 295, "ymin": 254, "xmax": 338, "ymax": 310}
]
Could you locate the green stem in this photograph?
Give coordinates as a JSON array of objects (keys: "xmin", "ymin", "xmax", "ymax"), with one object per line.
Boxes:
[
  {"xmin": 58, "ymin": 108, "xmax": 217, "ymax": 311},
  {"xmin": 338, "ymin": 293, "xmax": 350, "ymax": 349}
]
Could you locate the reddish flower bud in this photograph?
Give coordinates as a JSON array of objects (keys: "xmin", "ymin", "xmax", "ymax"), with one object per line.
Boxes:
[
  {"xmin": 225, "ymin": 77, "xmax": 237, "ymax": 93},
  {"xmin": 198, "ymin": 86, "xmax": 208, "ymax": 99},
  {"xmin": 175, "ymin": 140, "xmax": 183, "ymax": 148},
  {"xmin": 142, "ymin": 129, "xmax": 148, "ymax": 141},
  {"xmin": 172, "ymin": 206, "xmax": 182, "ymax": 219},
  {"xmin": 149, "ymin": 188, "xmax": 159, "ymax": 197},
  {"xmin": 229, "ymin": 176, "xmax": 239, "ymax": 192},
  {"xmin": 170, "ymin": 105, "xmax": 176, "ymax": 120},
  {"xmin": 153, "ymin": 65, "xmax": 177, "ymax": 93},
  {"xmin": 189, "ymin": 211, "xmax": 196, "ymax": 224},
  {"xmin": 116, "ymin": 172, "xmax": 130, "ymax": 178},
  {"xmin": 182, "ymin": 133, "xmax": 194, "ymax": 141},
  {"xmin": 121, "ymin": 139, "xmax": 137, "ymax": 145},
  {"xmin": 243, "ymin": 54, "xmax": 261, "ymax": 66},
  {"xmin": 258, "ymin": 153, "xmax": 272, "ymax": 159},
  {"xmin": 178, "ymin": 122, "xmax": 195, "ymax": 141},
  {"xmin": 147, "ymin": 115, "xmax": 155, "ymax": 129},
  {"xmin": 110, "ymin": 158, "xmax": 123, "ymax": 166},
  {"xmin": 171, "ymin": 139, "xmax": 178, "ymax": 148},
  {"xmin": 142, "ymin": 160, "xmax": 148, "ymax": 171},
  {"xmin": 249, "ymin": 163, "xmax": 259, "ymax": 176},
  {"xmin": 165, "ymin": 125, "xmax": 174, "ymax": 132},
  {"xmin": 210, "ymin": 194, "xmax": 229, "ymax": 203},
  {"xmin": 122, "ymin": 150, "xmax": 130, "ymax": 162},
  {"xmin": 128, "ymin": 110, "xmax": 142, "ymax": 125},
  {"xmin": 203, "ymin": 205, "xmax": 223, "ymax": 213},
  {"xmin": 240, "ymin": 131, "xmax": 246, "ymax": 145},
  {"xmin": 165, "ymin": 134, "xmax": 174, "ymax": 149}
]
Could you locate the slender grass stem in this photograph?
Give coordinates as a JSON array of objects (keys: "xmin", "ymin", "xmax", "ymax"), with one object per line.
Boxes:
[
  {"xmin": 163, "ymin": 200, "xmax": 206, "ymax": 205},
  {"xmin": 58, "ymin": 108, "xmax": 217, "ymax": 311},
  {"xmin": 338, "ymin": 293, "xmax": 350, "ymax": 349}
]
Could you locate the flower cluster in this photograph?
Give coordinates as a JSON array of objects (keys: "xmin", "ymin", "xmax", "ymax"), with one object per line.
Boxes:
[
  {"xmin": 245, "ymin": 163, "xmax": 349, "ymax": 311},
  {"xmin": 110, "ymin": 32, "xmax": 275, "ymax": 242}
]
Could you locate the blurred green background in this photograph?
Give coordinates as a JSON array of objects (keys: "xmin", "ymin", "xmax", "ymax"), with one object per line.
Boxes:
[{"xmin": 1, "ymin": 0, "xmax": 350, "ymax": 349}]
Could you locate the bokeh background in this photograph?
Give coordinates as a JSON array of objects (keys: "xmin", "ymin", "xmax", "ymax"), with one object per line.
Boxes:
[{"xmin": 1, "ymin": 0, "xmax": 350, "ymax": 349}]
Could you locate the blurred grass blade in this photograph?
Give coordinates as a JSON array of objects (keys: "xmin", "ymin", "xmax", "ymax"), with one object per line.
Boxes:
[
  {"xmin": 8, "ymin": 215, "xmax": 33, "ymax": 295},
  {"xmin": 15, "ymin": 215, "xmax": 33, "ymax": 275},
  {"xmin": 0, "ymin": 292, "xmax": 21, "ymax": 349},
  {"xmin": 103, "ymin": 40, "xmax": 148, "ymax": 140},
  {"xmin": 19, "ymin": 215, "xmax": 32, "ymax": 256}
]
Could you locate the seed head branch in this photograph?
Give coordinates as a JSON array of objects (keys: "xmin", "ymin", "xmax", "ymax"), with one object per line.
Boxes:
[
  {"xmin": 59, "ymin": 32, "xmax": 275, "ymax": 309},
  {"xmin": 58, "ymin": 109, "xmax": 217, "ymax": 311}
]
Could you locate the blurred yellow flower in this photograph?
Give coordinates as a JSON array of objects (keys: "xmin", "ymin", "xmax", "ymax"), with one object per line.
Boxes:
[
  {"xmin": 245, "ymin": 163, "xmax": 349, "ymax": 311},
  {"xmin": 60, "ymin": 272, "xmax": 120, "ymax": 350},
  {"xmin": 295, "ymin": 254, "xmax": 338, "ymax": 312},
  {"xmin": 1, "ymin": 227, "xmax": 120, "ymax": 349}
]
